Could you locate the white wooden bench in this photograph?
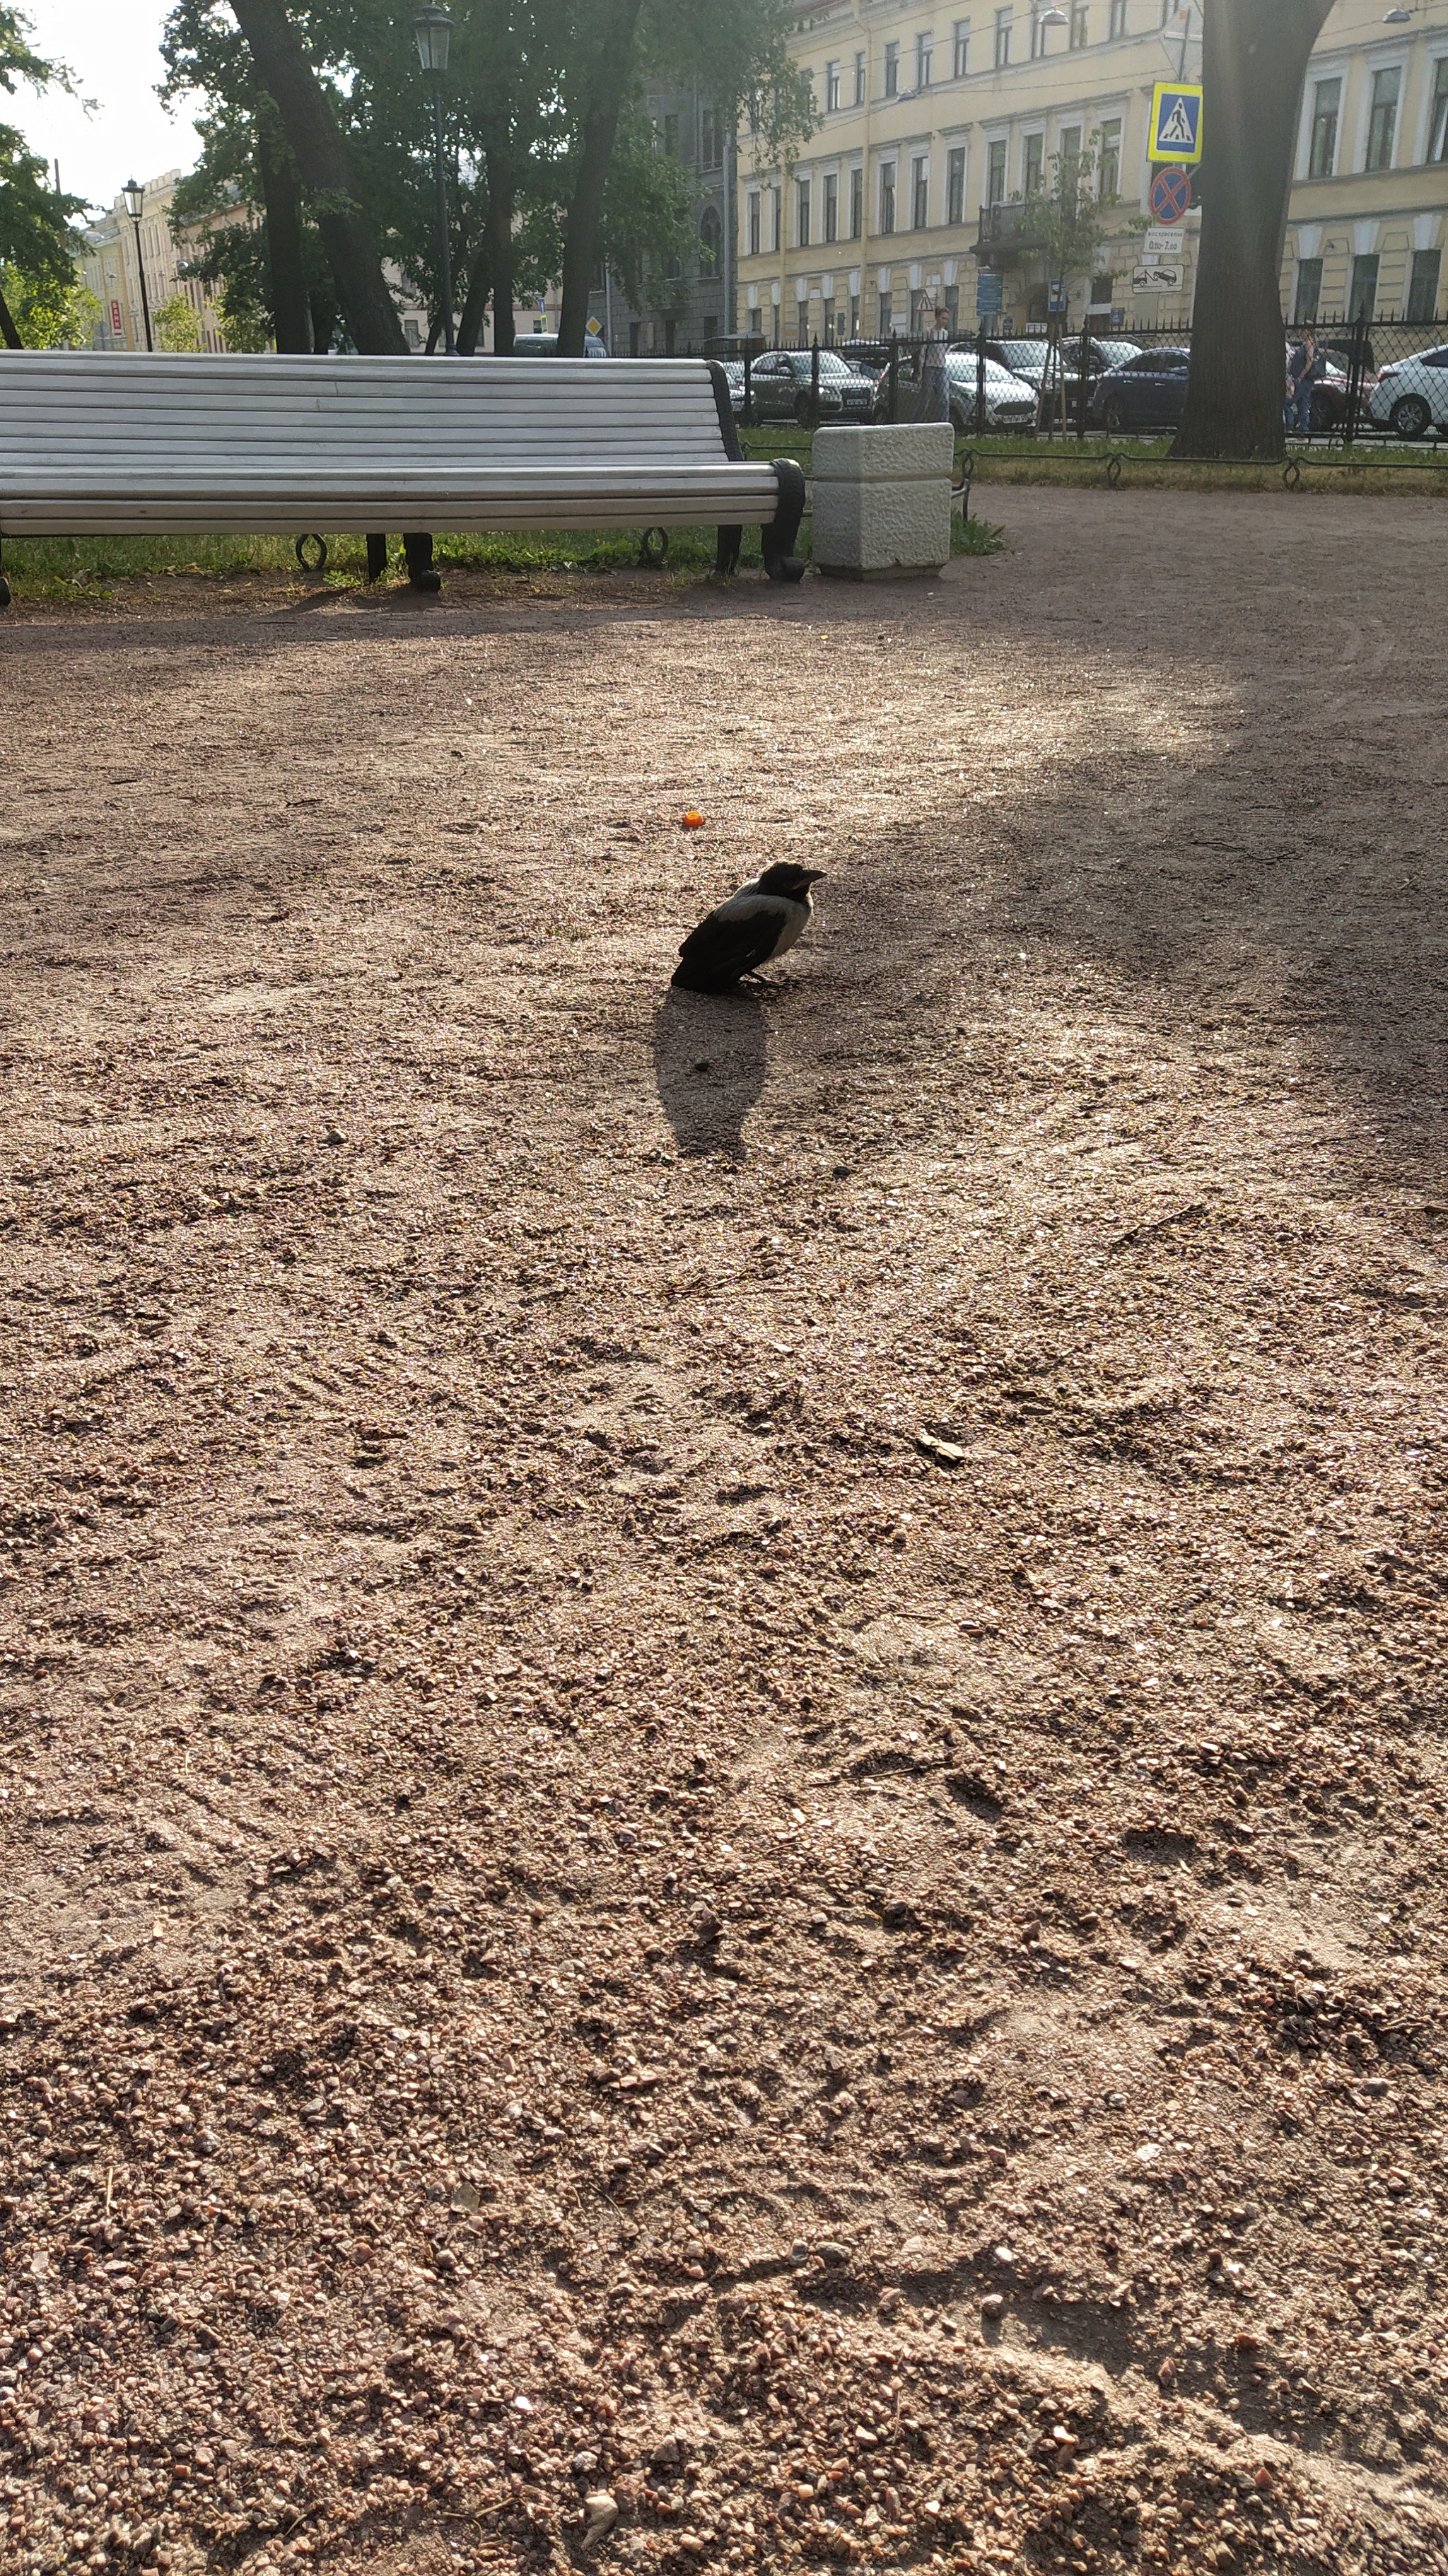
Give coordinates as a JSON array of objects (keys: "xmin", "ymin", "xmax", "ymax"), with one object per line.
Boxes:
[{"xmin": 0, "ymin": 351, "xmax": 807, "ymax": 604}]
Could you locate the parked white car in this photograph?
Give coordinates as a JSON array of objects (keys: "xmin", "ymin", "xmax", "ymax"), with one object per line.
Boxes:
[
  {"xmin": 1365, "ymin": 344, "xmax": 1448, "ymax": 440},
  {"xmin": 943, "ymin": 351, "xmax": 1042, "ymax": 433}
]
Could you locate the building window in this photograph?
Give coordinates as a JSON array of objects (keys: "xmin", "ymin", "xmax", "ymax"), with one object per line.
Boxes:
[
  {"xmin": 747, "ymin": 190, "xmax": 761, "ymax": 257},
  {"xmin": 917, "ymin": 31, "xmax": 933, "ymax": 86},
  {"xmin": 954, "ymin": 18, "xmax": 970, "ymax": 76},
  {"xmin": 850, "ymin": 167, "xmax": 863, "ymax": 235},
  {"xmin": 1109, "ymin": 0, "xmax": 1126, "ymax": 31},
  {"xmin": 1365, "ymin": 66, "xmax": 1399, "ymax": 172},
  {"xmin": 699, "ymin": 206, "xmax": 722, "ymax": 277},
  {"xmin": 850, "ymin": 291, "xmax": 860, "ymax": 334},
  {"xmin": 824, "ymin": 172, "xmax": 839, "ymax": 241},
  {"xmin": 1430, "ymin": 57, "xmax": 1448, "ymax": 161},
  {"xmin": 1349, "ymin": 250, "xmax": 1379, "ymax": 318},
  {"xmin": 662, "ymin": 112, "xmax": 679, "ymax": 158},
  {"xmin": 771, "ymin": 186, "xmax": 781, "ymax": 252},
  {"xmin": 826, "ymin": 59, "xmax": 840, "ymax": 111},
  {"xmin": 880, "ymin": 160, "xmax": 897, "ymax": 231},
  {"xmin": 1407, "ymin": 246, "xmax": 1441, "ymax": 320},
  {"xmin": 1058, "ymin": 122, "xmax": 1081, "ymax": 187},
  {"xmin": 879, "ymin": 290, "xmax": 892, "ymax": 334},
  {"xmin": 884, "ymin": 40, "xmax": 899, "ymax": 95},
  {"xmin": 796, "ymin": 179, "xmax": 811, "ymax": 247},
  {"xmin": 994, "ymin": 8, "xmax": 1011, "ymax": 69},
  {"xmin": 912, "ymin": 155, "xmax": 930, "ymax": 226},
  {"xmin": 987, "ymin": 137, "xmax": 1007, "ymax": 202},
  {"xmin": 947, "ymin": 145, "xmax": 967, "ymax": 223},
  {"xmin": 854, "ymin": 49, "xmax": 866, "ymax": 104},
  {"xmin": 1294, "ymin": 256, "xmax": 1322, "ymax": 322},
  {"xmin": 701, "ymin": 108, "xmax": 722, "ymax": 168},
  {"xmin": 1024, "ymin": 131, "xmax": 1044, "ymax": 194},
  {"xmin": 1097, "ymin": 115, "xmax": 1121, "ymax": 196},
  {"xmin": 1308, "ymin": 77, "xmax": 1339, "ymax": 179},
  {"xmin": 1030, "ymin": 6, "xmax": 1047, "ymax": 58},
  {"xmin": 747, "ymin": 303, "xmax": 760, "ymax": 341},
  {"xmin": 1070, "ymin": 3, "xmax": 1087, "ymax": 43}
]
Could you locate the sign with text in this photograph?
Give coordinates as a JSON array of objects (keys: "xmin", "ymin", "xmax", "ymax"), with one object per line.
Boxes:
[{"xmin": 976, "ymin": 267, "xmax": 1003, "ymax": 317}]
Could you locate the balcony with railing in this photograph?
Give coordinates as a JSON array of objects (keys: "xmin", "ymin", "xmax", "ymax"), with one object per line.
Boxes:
[{"xmin": 976, "ymin": 200, "xmax": 1053, "ymax": 265}]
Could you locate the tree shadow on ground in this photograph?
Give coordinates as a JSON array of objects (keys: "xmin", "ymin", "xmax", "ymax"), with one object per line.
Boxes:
[{"xmin": 652, "ymin": 985, "xmax": 768, "ymax": 1160}]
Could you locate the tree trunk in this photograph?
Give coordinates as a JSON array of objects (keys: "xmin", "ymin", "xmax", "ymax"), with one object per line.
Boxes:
[
  {"xmin": 1170, "ymin": 0, "xmax": 1334, "ymax": 459},
  {"xmin": 485, "ymin": 135, "xmax": 515, "ymax": 353},
  {"xmin": 0, "ymin": 283, "xmax": 22, "ymax": 350},
  {"xmin": 228, "ymin": 0, "xmax": 406, "ymax": 355},
  {"xmin": 556, "ymin": 0, "xmax": 644, "ymax": 356},
  {"xmin": 457, "ymin": 239, "xmax": 493, "ymax": 356},
  {"xmin": 256, "ymin": 111, "xmax": 312, "ymax": 351}
]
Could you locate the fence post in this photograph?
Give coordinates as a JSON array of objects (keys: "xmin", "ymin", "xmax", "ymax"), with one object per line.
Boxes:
[
  {"xmin": 743, "ymin": 348, "xmax": 753, "ymax": 427},
  {"xmin": 888, "ymin": 332, "xmax": 899, "ymax": 424},
  {"xmin": 1078, "ymin": 312, "xmax": 1090, "ymax": 441},
  {"xmin": 976, "ymin": 332, "xmax": 986, "ymax": 438},
  {"xmin": 810, "ymin": 334, "xmax": 821, "ymax": 429},
  {"xmin": 1344, "ymin": 307, "xmax": 1367, "ymax": 447}
]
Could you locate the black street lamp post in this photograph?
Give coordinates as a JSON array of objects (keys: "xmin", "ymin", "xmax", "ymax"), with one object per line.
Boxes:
[
  {"xmin": 122, "ymin": 177, "xmax": 153, "ymax": 352},
  {"xmin": 413, "ymin": 6, "xmax": 455, "ymax": 354}
]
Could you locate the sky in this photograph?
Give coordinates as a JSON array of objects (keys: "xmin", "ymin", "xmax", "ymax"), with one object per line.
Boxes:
[{"xmin": 8, "ymin": 0, "xmax": 203, "ymax": 215}]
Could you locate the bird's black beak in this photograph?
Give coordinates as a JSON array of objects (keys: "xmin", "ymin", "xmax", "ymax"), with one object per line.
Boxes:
[{"xmin": 807, "ymin": 870, "xmax": 827, "ymax": 884}]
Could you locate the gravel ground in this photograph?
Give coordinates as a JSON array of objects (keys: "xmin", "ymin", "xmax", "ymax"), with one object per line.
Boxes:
[{"xmin": 2, "ymin": 489, "xmax": 1447, "ymax": 2576}]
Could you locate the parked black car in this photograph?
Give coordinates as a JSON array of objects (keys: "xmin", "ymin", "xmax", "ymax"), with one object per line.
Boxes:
[
  {"xmin": 835, "ymin": 339, "xmax": 894, "ymax": 385},
  {"xmin": 1086, "ymin": 346, "xmax": 1191, "ymax": 433},
  {"xmin": 747, "ymin": 348, "xmax": 877, "ymax": 423}
]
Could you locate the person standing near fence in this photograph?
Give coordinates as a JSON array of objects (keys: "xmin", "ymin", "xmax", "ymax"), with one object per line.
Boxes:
[
  {"xmin": 921, "ymin": 305, "xmax": 951, "ymax": 423},
  {"xmin": 1285, "ymin": 328, "xmax": 1322, "ymax": 437}
]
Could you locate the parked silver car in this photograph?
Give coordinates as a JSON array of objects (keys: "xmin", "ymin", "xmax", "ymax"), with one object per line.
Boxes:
[
  {"xmin": 1365, "ymin": 343, "xmax": 1448, "ymax": 440},
  {"xmin": 943, "ymin": 351, "xmax": 1042, "ymax": 433}
]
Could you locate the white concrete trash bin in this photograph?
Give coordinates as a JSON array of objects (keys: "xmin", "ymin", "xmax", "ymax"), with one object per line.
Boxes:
[{"xmin": 811, "ymin": 422, "xmax": 954, "ymax": 579}]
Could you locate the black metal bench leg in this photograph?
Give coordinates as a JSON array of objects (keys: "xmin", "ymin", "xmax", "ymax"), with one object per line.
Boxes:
[
  {"xmin": 716, "ymin": 524, "xmax": 743, "ymax": 577},
  {"xmin": 366, "ymin": 534, "xmax": 389, "ymax": 585},
  {"xmin": 0, "ymin": 538, "xmax": 8, "ymax": 609},
  {"xmin": 403, "ymin": 532, "xmax": 442, "ymax": 594},
  {"xmin": 761, "ymin": 460, "xmax": 807, "ymax": 584}
]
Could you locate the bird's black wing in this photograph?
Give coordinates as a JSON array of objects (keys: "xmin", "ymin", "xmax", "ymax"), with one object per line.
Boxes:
[{"xmin": 672, "ymin": 896, "xmax": 790, "ymax": 994}]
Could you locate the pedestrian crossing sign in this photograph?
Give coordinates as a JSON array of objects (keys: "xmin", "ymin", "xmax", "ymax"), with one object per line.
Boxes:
[{"xmin": 1150, "ymin": 81, "xmax": 1203, "ymax": 165}]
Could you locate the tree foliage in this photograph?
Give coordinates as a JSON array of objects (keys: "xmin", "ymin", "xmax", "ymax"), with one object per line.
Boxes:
[
  {"xmin": 163, "ymin": 0, "xmax": 810, "ymax": 355},
  {"xmin": 0, "ymin": 260, "xmax": 99, "ymax": 344},
  {"xmin": 0, "ymin": 4, "xmax": 87, "ymax": 327}
]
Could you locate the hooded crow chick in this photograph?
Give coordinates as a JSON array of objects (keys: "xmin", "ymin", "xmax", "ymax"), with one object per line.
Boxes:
[{"xmin": 671, "ymin": 862, "xmax": 826, "ymax": 995}]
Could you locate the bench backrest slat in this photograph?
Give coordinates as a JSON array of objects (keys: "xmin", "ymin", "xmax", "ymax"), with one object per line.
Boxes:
[{"xmin": 0, "ymin": 353, "xmax": 736, "ymax": 474}]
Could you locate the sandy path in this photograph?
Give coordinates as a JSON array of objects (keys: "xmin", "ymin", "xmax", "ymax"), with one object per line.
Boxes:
[{"xmin": 1, "ymin": 491, "xmax": 1446, "ymax": 2576}]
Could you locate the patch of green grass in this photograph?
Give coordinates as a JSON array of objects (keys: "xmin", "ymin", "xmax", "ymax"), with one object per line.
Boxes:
[
  {"xmin": 953, "ymin": 513, "xmax": 1006, "ymax": 554},
  {"xmin": 0, "ymin": 523, "xmax": 780, "ymax": 602}
]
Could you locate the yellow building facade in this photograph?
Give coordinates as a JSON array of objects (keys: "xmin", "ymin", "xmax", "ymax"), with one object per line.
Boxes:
[
  {"xmin": 1282, "ymin": 1, "xmax": 1448, "ymax": 325},
  {"xmin": 737, "ymin": 0, "xmax": 1205, "ymax": 348},
  {"xmin": 736, "ymin": 0, "xmax": 1448, "ymax": 349},
  {"xmin": 80, "ymin": 172, "xmax": 228, "ymax": 353}
]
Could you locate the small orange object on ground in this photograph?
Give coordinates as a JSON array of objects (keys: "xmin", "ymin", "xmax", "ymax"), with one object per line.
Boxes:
[{"xmin": 682, "ymin": 809, "xmax": 705, "ymax": 829}]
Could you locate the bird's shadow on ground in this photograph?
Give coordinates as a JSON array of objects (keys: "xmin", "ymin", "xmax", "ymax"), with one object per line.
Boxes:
[{"xmin": 653, "ymin": 985, "xmax": 769, "ymax": 1159}]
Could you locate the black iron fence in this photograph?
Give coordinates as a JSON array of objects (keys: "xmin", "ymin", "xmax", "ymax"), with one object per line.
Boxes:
[{"xmin": 670, "ymin": 311, "xmax": 1448, "ymax": 445}]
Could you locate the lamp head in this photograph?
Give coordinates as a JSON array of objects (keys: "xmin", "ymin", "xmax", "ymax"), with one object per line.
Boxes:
[
  {"xmin": 1039, "ymin": 8, "xmax": 1068, "ymax": 23},
  {"xmin": 122, "ymin": 177, "xmax": 143, "ymax": 222},
  {"xmin": 1383, "ymin": 6, "xmax": 1412, "ymax": 18},
  {"xmin": 414, "ymin": 4, "xmax": 453, "ymax": 74}
]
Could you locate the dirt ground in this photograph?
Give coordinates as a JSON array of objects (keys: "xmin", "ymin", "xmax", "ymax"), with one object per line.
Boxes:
[{"xmin": 2, "ymin": 488, "xmax": 1447, "ymax": 2576}]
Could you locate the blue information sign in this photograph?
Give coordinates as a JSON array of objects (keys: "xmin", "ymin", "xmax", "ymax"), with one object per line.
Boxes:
[{"xmin": 976, "ymin": 267, "xmax": 1003, "ymax": 318}]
